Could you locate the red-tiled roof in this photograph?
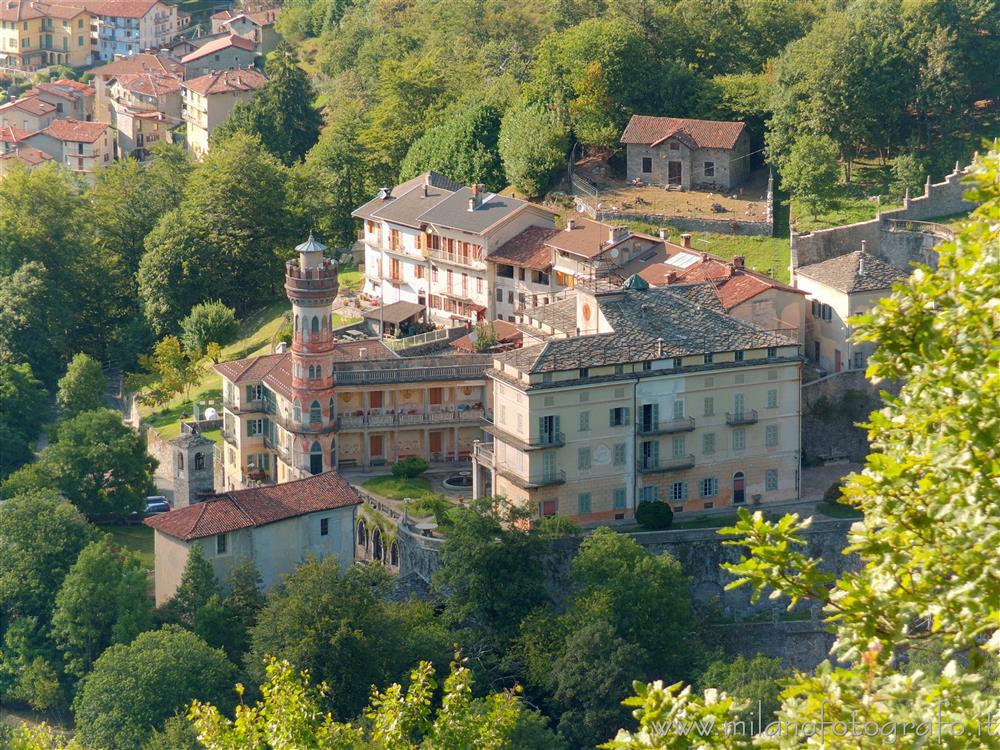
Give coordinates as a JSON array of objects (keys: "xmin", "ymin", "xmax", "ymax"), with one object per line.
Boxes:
[
  {"xmin": 91, "ymin": 53, "xmax": 184, "ymax": 79},
  {"xmin": 181, "ymin": 34, "xmax": 257, "ymax": 62},
  {"xmin": 0, "ymin": 94, "xmax": 56, "ymax": 117},
  {"xmin": 621, "ymin": 115, "xmax": 748, "ymax": 151},
  {"xmin": 451, "ymin": 319, "xmax": 523, "ymax": 352},
  {"xmin": 42, "ymin": 119, "xmax": 108, "ymax": 143},
  {"xmin": 183, "ymin": 67, "xmax": 266, "ymax": 96},
  {"xmin": 212, "ymin": 7, "xmax": 277, "ymax": 24},
  {"xmin": 116, "ymin": 72, "xmax": 181, "ymax": 97},
  {"xmin": 0, "ymin": 146, "xmax": 54, "ymax": 165},
  {"xmin": 145, "ymin": 471, "xmax": 360, "ymax": 541},
  {"xmin": 0, "ymin": 0, "xmax": 86, "ymax": 20},
  {"xmin": 52, "ymin": 79, "xmax": 95, "ymax": 96},
  {"xmin": 490, "ymin": 225, "xmax": 560, "ymax": 271},
  {"xmin": 89, "ymin": 0, "xmax": 161, "ymax": 18},
  {"xmin": 0, "ymin": 126, "xmax": 29, "ymax": 143}
]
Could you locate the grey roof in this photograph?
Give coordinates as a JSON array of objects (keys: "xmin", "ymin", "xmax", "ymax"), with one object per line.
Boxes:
[
  {"xmin": 797, "ymin": 250, "xmax": 906, "ymax": 293},
  {"xmin": 352, "ymin": 171, "xmax": 462, "ymax": 224},
  {"xmin": 498, "ymin": 285, "xmax": 797, "ymax": 374},
  {"xmin": 417, "ymin": 187, "xmax": 531, "ymax": 233},
  {"xmin": 362, "ymin": 300, "xmax": 426, "ymax": 324},
  {"xmin": 295, "ymin": 232, "xmax": 326, "ymax": 254},
  {"xmin": 519, "ymin": 296, "xmax": 578, "ymax": 334},
  {"xmin": 172, "ymin": 432, "xmax": 215, "ymax": 448}
]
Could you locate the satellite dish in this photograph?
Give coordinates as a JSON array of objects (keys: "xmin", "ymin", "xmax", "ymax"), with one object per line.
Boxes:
[
  {"xmin": 576, "ymin": 203, "xmax": 586, "ymax": 213},
  {"xmin": 204, "ymin": 407, "xmax": 218, "ymax": 421}
]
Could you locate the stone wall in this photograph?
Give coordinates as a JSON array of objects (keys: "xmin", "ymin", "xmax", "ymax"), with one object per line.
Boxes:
[
  {"xmin": 146, "ymin": 427, "xmax": 175, "ymax": 481},
  {"xmin": 593, "ymin": 211, "xmax": 772, "ymax": 237},
  {"xmin": 790, "ymin": 163, "xmax": 977, "ymax": 276},
  {"xmin": 713, "ymin": 617, "xmax": 838, "ymax": 671}
]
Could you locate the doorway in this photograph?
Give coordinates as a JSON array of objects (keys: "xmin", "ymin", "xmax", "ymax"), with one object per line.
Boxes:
[
  {"xmin": 667, "ymin": 161, "xmax": 682, "ymax": 186},
  {"xmin": 733, "ymin": 472, "xmax": 746, "ymax": 505},
  {"xmin": 309, "ymin": 441, "xmax": 323, "ymax": 475}
]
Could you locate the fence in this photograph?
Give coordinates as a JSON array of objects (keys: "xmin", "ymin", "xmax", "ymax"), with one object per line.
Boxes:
[{"xmin": 385, "ymin": 328, "xmax": 449, "ymax": 351}]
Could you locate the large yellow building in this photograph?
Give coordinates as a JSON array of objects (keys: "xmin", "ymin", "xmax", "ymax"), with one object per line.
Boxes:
[
  {"xmin": 215, "ymin": 235, "xmax": 490, "ymax": 491},
  {"xmin": 473, "ymin": 275, "xmax": 803, "ymax": 524},
  {"xmin": 0, "ymin": 0, "xmax": 94, "ymax": 70}
]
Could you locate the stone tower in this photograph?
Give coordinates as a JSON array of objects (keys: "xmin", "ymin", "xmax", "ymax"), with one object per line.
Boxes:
[
  {"xmin": 284, "ymin": 233, "xmax": 340, "ymax": 477},
  {"xmin": 172, "ymin": 432, "xmax": 215, "ymax": 507}
]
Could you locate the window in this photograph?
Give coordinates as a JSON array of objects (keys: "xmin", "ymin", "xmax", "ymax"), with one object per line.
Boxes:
[
  {"xmin": 642, "ymin": 360, "xmax": 652, "ymax": 371},
  {"xmin": 668, "ymin": 142, "xmax": 679, "ymax": 150},
  {"xmin": 579, "ymin": 411, "xmax": 590, "ymax": 431},
  {"xmin": 853, "ymin": 351, "xmax": 866, "ymax": 369},
  {"xmin": 733, "ymin": 429, "xmax": 746, "ymax": 451},
  {"xmin": 495, "ymin": 287, "xmax": 503, "ymax": 302},
  {"xmin": 247, "ymin": 419, "xmax": 263, "ymax": 437},
  {"xmin": 672, "ymin": 400, "xmax": 684, "ymax": 419},
  {"xmin": 320, "ymin": 518, "xmax": 329, "ymax": 536},
  {"xmin": 605, "ymin": 488, "xmax": 623, "ymax": 510},
  {"xmin": 670, "ymin": 482, "xmax": 688, "ymax": 501},
  {"xmin": 578, "ymin": 447, "xmax": 591, "ymax": 470},
  {"xmin": 766, "ymin": 424, "xmax": 779, "ymax": 447},
  {"xmin": 310, "ymin": 400, "xmax": 322, "ymax": 423},
  {"xmin": 639, "ymin": 486, "xmax": 658, "ymax": 503},
  {"xmin": 703, "ymin": 432, "xmax": 715, "ymax": 454},
  {"xmin": 701, "ymin": 478, "xmax": 718, "ymax": 498},
  {"xmin": 194, "ymin": 453, "xmax": 204, "ymax": 470},
  {"xmin": 613, "ymin": 443, "xmax": 626, "ymax": 465},
  {"xmin": 704, "ymin": 161, "xmax": 715, "ymax": 178},
  {"xmin": 540, "ymin": 499, "xmax": 557, "ymax": 517},
  {"xmin": 578, "ymin": 493, "xmax": 591, "ymax": 514},
  {"xmin": 734, "ymin": 350, "xmax": 744, "ymax": 362},
  {"xmin": 671, "ymin": 435, "xmax": 686, "ymax": 458},
  {"xmin": 767, "ymin": 346, "xmax": 778, "ymax": 359},
  {"xmin": 293, "ymin": 400, "xmax": 302, "ymax": 423},
  {"xmin": 579, "ymin": 367, "xmax": 589, "ymax": 379},
  {"xmin": 640, "ymin": 403, "xmax": 658, "ymax": 432},
  {"xmin": 767, "ymin": 389, "xmax": 778, "ymax": 409},
  {"xmin": 542, "ymin": 372, "xmax": 553, "ymax": 384},
  {"xmin": 704, "ymin": 353, "xmax": 714, "ymax": 364},
  {"xmin": 673, "ymin": 357, "xmax": 683, "ymax": 368},
  {"xmin": 811, "ymin": 300, "xmax": 821, "ymax": 317},
  {"xmin": 609, "ymin": 407, "xmax": 629, "ymax": 426},
  {"xmin": 216, "ymin": 533, "xmax": 228, "ymax": 555},
  {"xmin": 766, "ymin": 469, "xmax": 779, "ymax": 491},
  {"xmin": 641, "ymin": 156, "xmax": 652, "ymax": 173},
  {"xmin": 822, "ymin": 304, "xmax": 833, "ymax": 322}
]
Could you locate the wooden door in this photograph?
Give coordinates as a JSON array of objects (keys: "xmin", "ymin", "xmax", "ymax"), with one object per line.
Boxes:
[
  {"xmin": 429, "ymin": 431, "xmax": 443, "ymax": 454},
  {"xmin": 667, "ymin": 161, "xmax": 682, "ymax": 185},
  {"xmin": 370, "ymin": 434, "xmax": 384, "ymax": 458}
]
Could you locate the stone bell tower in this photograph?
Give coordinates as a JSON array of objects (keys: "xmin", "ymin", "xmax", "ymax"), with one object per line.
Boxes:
[
  {"xmin": 284, "ymin": 234, "xmax": 340, "ymax": 477},
  {"xmin": 171, "ymin": 431, "xmax": 215, "ymax": 507}
]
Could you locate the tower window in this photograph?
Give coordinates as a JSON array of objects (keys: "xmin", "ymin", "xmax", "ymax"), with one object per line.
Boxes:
[
  {"xmin": 310, "ymin": 400, "xmax": 322, "ymax": 423},
  {"xmin": 194, "ymin": 453, "xmax": 204, "ymax": 470}
]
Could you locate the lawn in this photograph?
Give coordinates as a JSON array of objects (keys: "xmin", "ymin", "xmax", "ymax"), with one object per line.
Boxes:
[
  {"xmin": 361, "ymin": 475, "xmax": 437, "ymax": 502},
  {"xmin": 338, "ymin": 268, "xmax": 364, "ymax": 293},
  {"xmin": 789, "ymin": 159, "xmax": 901, "ymax": 233},
  {"xmin": 103, "ymin": 524, "xmax": 155, "ymax": 570}
]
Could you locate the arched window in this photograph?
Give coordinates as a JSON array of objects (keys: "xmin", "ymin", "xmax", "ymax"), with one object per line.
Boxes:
[
  {"xmin": 389, "ymin": 541, "xmax": 399, "ymax": 567},
  {"xmin": 372, "ymin": 528, "xmax": 383, "ymax": 561},
  {"xmin": 176, "ymin": 452, "xmax": 184, "ymax": 472},
  {"xmin": 294, "ymin": 314, "xmax": 299, "ymax": 332},
  {"xmin": 194, "ymin": 453, "xmax": 204, "ymax": 470},
  {"xmin": 309, "ymin": 440, "xmax": 322, "ymax": 475},
  {"xmin": 733, "ymin": 471, "xmax": 746, "ymax": 505},
  {"xmin": 310, "ymin": 400, "xmax": 322, "ymax": 423},
  {"xmin": 293, "ymin": 400, "xmax": 302, "ymax": 423},
  {"xmin": 357, "ymin": 519, "xmax": 368, "ymax": 548},
  {"xmin": 311, "ymin": 316, "xmax": 320, "ymax": 337}
]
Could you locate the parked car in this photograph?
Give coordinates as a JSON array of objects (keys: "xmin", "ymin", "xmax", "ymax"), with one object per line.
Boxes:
[{"xmin": 131, "ymin": 496, "xmax": 171, "ymax": 521}]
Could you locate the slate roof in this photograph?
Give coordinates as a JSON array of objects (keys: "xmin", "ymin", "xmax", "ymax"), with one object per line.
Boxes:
[
  {"xmin": 499, "ymin": 285, "xmax": 796, "ymax": 373},
  {"xmin": 181, "ymin": 34, "xmax": 256, "ymax": 62},
  {"xmin": 145, "ymin": 471, "xmax": 360, "ymax": 541},
  {"xmin": 418, "ymin": 187, "xmax": 533, "ymax": 233},
  {"xmin": 796, "ymin": 251, "xmax": 906, "ymax": 294},
  {"xmin": 351, "ymin": 171, "xmax": 463, "ymax": 224},
  {"xmin": 518, "ymin": 295, "xmax": 579, "ymax": 334},
  {"xmin": 362, "ymin": 300, "xmax": 425, "ymax": 325},
  {"xmin": 621, "ymin": 115, "xmax": 748, "ymax": 151}
]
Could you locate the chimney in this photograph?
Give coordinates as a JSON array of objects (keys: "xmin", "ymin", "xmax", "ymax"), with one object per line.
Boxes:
[
  {"xmin": 664, "ymin": 271, "xmax": 676, "ymax": 284},
  {"xmin": 658, "ymin": 228, "xmax": 668, "ymax": 240},
  {"xmin": 701, "ymin": 252, "xmax": 709, "ymax": 261},
  {"xmin": 608, "ymin": 225, "xmax": 629, "ymax": 244},
  {"xmin": 681, "ymin": 233, "xmax": 692, "ymax": 249},
  {"xmin": 860, "ymin": 239, "xmax": 867, "ymax": 253},
  {"xmin": 471, "ymin": 183, "xmax": 479, "ymax": 197},
  {"xmin": 656, "ymin": 338, "xmax": 664, "ymax": 357},
  {"xmin": 468, "ymin": 198, "xmax": 476, "ymax": 212},
  {"xmin": 359, "ymin": 347, "xmax": 368, "ymax": 359},
  {"xmin": 858, "ymin": 254, "xmax": 866, "ymax": 276},
  {"xmin": 567, "ymin": 218, "xmax": 576, "ymax": 231},
  {"xmin": 733, "ymin": 256, "xmax": 745, "ymax": 268},
  {"xmin": 422, "ymin": 183, "xmax": 428, "ymax": 198}
]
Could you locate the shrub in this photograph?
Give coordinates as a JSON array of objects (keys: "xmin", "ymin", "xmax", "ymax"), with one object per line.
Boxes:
[
  {"xmin": 635, "ymin": 501, "xmax": 673, "ymax": 530},
  {"xmin": 537, "ymin": 514, "xmax": 583, "ymax": 538},
  {"xmin": 180, "ymin": 301, "xmax": 239, "ymax": 354},
  {"xmin": 392, "ymin": 457, "xmax": 429, "ymax": 479},
  {"xmin": 823, "ymin": 480, "xmax": 844, "ymax": 503}
]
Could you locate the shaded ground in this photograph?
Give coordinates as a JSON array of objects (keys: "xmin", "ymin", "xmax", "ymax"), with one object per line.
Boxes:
[{"xmin": 104, "ymin": 523, "xmax": 155, "ymax": 570}]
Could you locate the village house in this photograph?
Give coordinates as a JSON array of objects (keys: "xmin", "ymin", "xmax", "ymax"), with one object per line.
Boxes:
[
  {"xmin": 0, "ymin": 125, "xmax": 29, "ymax": 153},
  {"xmin": 181, "ymin": 67, "xmax": 266, "ymax": 159},
  {"xmin": 214, "ymin": 234, "xmax": 490, "ymax": 487},
  {"xmin": 23, "ymin": 119, "xmax": 111, "ymax": 183},
  {"xmin": 794, "ymin": 247, "xmax": 906, "ymax": 374},
  {"xmin": 472, "ymin": 275, "xmax": 802, "ymax": 524},
  {"xmin": 90, "ymin": 0, "xmax": 178, "ymax": 61},
  {"xmin": 354, "ymin": 172, "xmax": 557, "ymax": 326},
  {"xmin": 145, "ymin": 471, "xmax": 361, "ymax": 604},
  {"xmin": 210, "ymin": 7, "xmax": 279, "ymax": 55},
  {"xmin": 0, "ymin": 0, "xmax": 93, "ymax": 69},
  {"xmin": 0, "ymin": 145, "xmax": 53, "ymax": 177},
  {"xmin": 107, "ymin": 71, "xmax": 182, "ymax": 158},
  {"xmin": 631, "ymin": 233, "xmax": 806, "ymax": 344},
  {"xmin": 90, "ymin": 52, "xmax": 183, "ymax": 124},
  {"xmin": 32, "ymin": 79, "xmax": 95, "ymax": 121},
  {"xmin": 621, "ymin": 115, "xmax": 751, "ymax": 191},
  {"xmin": 0, "ymin": 94, "xmax": 56, "ymax": 132},
  {"xmin": 179, "ymin": 34, "xmax": 257, "ymax": 77}
]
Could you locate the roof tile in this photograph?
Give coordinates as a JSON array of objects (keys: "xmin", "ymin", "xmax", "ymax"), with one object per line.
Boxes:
[{"xmin": 621, "ymin": 115, "xmax": 748, "ymax": 150}]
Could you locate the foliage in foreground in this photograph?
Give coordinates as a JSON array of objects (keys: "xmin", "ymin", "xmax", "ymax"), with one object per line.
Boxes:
[{"xmin": 604, "ymin": 145, "xmax": 1000, "ymax": 748}]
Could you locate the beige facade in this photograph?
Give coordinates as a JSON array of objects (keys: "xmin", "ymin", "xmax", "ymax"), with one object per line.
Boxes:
[
  {"xmin": 181, "ymin": 68, "xmax": 265, "ymax": 160},
  {"xmin": 22, "ymin": 120, "xmax": 111, "ymax": 184},
  {"xmin": 797, "ymin": 279, "xmax": 884, "ymax": 374},
  {"xmin": 0, "ymin": 1, "xmax": 93, "ymax": 70}
]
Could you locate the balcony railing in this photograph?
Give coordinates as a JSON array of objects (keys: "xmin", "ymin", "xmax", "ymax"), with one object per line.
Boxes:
[
  {"xmin": 224, "ymin": 398, "xmax": 268, "ymax": 414},
  {"xmin": 637, "ymin": 416, "xmax": 696, "ymax": 435},
  {"xmin": 637, "ymin": 454, "xmax": 696, "ymax": 473},
  {"xmin": 473, "ymin": 441, "xmax": 493, "ymax": 467},
  {"xmin": 533, "ymin": 431, "xmax": 565, "ymax": 447},
  {"xmin": 333, "ymin": 364, "xmax": 487, "ymax": 385},
  {"xmin": 497, "ymin": 466, "xmax": 566, "ymax": 489},
  {"xmin": 338, "ymin": 408, "xmax": 485, "ymax": 429},
  {"xmin": 427, "ymin": 246, "xmax": 486, "ymax": 269},
  {"xmin": 726, "ymin": 410, "xmax": 759, "ymax": 426}
]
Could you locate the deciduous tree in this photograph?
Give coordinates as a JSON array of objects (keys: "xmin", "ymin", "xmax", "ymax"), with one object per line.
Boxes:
[
  {"xmin": 56, "ymin": 353, "xmax": 107, "ymax": 418},
  {"xmin": 0, "ymin": 362, "xmax": 47, "ymax": 478},
  {"xmin": 498, "ymin": 102, "xmax": 570, "ymax": 197}
]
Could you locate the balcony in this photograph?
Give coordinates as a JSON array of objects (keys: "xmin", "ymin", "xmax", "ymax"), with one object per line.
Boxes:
[
  {"xmin": 337, "ymin": 407, "xmax": 485, "ymax": 429},
  {"xmin": 726, "ymin": 410, "xmax": 759, "ymax": 426},
  {"xmin": 481, "ymin": 413, "xmax": 564, "ymax": 451},
  {"xmin": 497, "ymin": 466, "xmax": 566, "ymax": 490},
  {"xmin": 263, "ymin": 434, "xmax": 289, "ymax": 462},
  {"xmin": 473, "ymin": 441, "xmax": 493, "ymax": 467},
  {"xmin": 427, "ymin": 246, "xmax": 486, "ymax": 269},
  {"xmin": 223, "ymin": 398, "xmax": 268, "ymax": 415},
  {"xmin": 533, "ymin": 431, "xmax": 565, "ymax": 448},
  {"xmin": 637, "ymin": 416, "xmax": 696, "ymax": 435},
  {"xmin": 636, "ymin": 454, "xmax": 696, "ymax": 474},
  {"xmin": 221, "ymin": 426, "xmax": 236, "ymax": 444}
]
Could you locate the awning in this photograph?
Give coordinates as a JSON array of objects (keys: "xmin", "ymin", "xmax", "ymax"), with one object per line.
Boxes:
[{"xmin": 362, "ymin": 300, "xmax": 426, "ymax": 325}]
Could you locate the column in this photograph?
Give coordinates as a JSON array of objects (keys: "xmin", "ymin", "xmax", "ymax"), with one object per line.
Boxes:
[
  {"xmin": 472, "ymin": 441, "xmax": 481, "ymax": 498},
  {"xmin": 453, "ymin": 426, "xmax": 459, "ymax": 461}
]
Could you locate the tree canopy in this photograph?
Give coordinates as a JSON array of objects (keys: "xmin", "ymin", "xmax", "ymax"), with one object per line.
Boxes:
[{"xmin": 56, "ymin": 353, "xmax": 107, "ymax": 419}]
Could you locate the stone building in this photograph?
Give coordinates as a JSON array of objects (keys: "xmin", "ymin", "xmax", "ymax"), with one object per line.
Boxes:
[
  {"xmin": 170, "ymin": 431, "xmax": 215, "ymax": 507},
  {"xmin": 621, "ymin": 115, "xmax": 751, "ymax": 191},
  {"xmin": 145, "ymin": 471, "xmax": 360, "ymax": 604},
  {"xmin": 179, "ymin": 34, "xmax": 257, "ymax": 77},
  {"xmin": 214, "ymin": 234, "xmax": 490, "ymax": 489},
  {"xmin": 472, "ymin": 275, "xmax": 802, "ymax": 524}
]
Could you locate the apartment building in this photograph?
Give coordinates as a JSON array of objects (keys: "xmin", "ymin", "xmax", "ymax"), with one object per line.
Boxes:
[
  {"xmin": 489, "ymin": 216, "xmax": 663, "ymax": 320},
  {"xmin": 23, "ymin": 119, "xmax": 111, "ymax": 183},
  {"xmin": 108, "ymin": 71, "xmax": 181, "ymax": 157},
  {"xmin": 90, "ymin": 0, "xmax": 177, "ymax": 61},
  {"xmin": 795, "ymin": 248, "xmax": 905, "ymax": 373},
  {"xmin": 179, "ymin": 33, "xmax": 256, "ymax": 77},
  {"xmin": 0, "ymin": 0, "xmax": 92, "ymax": 69},
  {"xmin": 214, "ymin": 234, "xmax": 491, "ymax": 490},
  {"xmin": 32, "ymin": 79, "xmax": 95, "ymax": 121},
  {"xmin": 353, "ymin": 172, "xmax": 557, "ymax": 326},
  {"xmin": 210, "ymin": 7, "xmax": 279, "ymax": 55},
  {"xmin": 0, "ymin": 145, "xmax": 52, "ymax": 177},
  {"xmin": 181, "ymin": 67, "xmax": 266, "ymax": 159},
  {"xmin": 90, "ymin": 52, "xmax": 183, "ymax": 124},
  {"xmin": 472, "ymin": 275, "xmax": 802, "ymax": 524}
]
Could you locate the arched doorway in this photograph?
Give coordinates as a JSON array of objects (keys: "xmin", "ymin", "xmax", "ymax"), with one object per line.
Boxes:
[
  {"xmin": 733, "ymin": 471, "xmax": 746, "ymax": 505},
  {"xmin": 310, "ymin": 441, "xmax": 323, "ymax": 475},
  {"xmin": 356, "ymin": 519, "xmax": 368, "ymax": 549},
  {"xmin": 389, "ymin": 541, "xmax": 399, "ymax": 567},
  {"xmin": 372, "ymin": 528, "xmax": 383, "ymax": 561}
]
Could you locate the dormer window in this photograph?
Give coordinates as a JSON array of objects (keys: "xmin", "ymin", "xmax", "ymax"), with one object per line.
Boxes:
[{"xmin": 668, "ymin": 142, "xmax": 679, "ymax": 150}]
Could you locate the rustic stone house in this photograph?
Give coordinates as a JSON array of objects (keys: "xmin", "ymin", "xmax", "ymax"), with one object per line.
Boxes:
[{"xmin": 621, "ymin": 115, "xmax": 751, "ymax": 191}]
